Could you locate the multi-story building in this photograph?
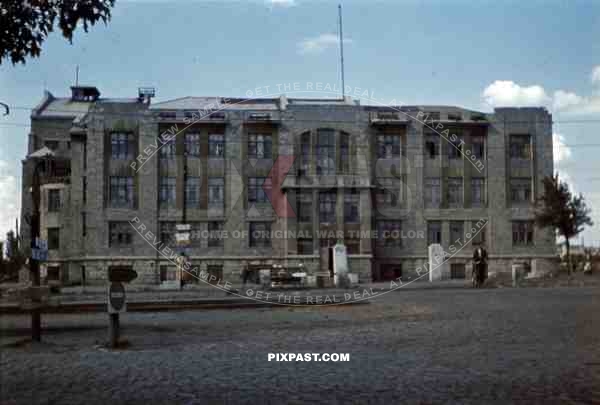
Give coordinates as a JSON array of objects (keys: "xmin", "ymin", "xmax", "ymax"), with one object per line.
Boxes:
[{"xmin": 20, "ymin": 86, "xmax": 557, "ymax": 286}]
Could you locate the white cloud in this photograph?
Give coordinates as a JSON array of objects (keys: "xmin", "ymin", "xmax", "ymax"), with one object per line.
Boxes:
[
  {"xmin": 266, "ymin": 0, "xmax": 295, "ymax": 7},
  {"xmin": 0, "ymin": 160, "xmax": 20, "ymax": 239},
  {"xmin": 552, "ymin": 90, "xmax": 583, "ymax": 111},
  {"xmin": 591, "ymin": 65, "xmax": 600, "ymax": 86},
  {"xmin": 482, "ymin": 67, "xmax": 600, "ymax": 115},
  {"xmin": 297, "ymin": 33, "xmax": 351, "ymax": 54},
  {"xmin": 482, "ymin": 80, "xmax": 550, "ymax": 108},
  {"xmin": 553, "ymin": 132, "xmax": 572, "ymax": 164}
]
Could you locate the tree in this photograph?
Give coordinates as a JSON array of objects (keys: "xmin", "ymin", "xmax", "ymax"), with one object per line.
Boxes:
[
  {"xmin": 1, "ymin": 0, "xmax": 115, "ymax": 65},
  {"xmin": 0, "ymin": 231, "xmax": 25, "ymax": 282},
  {"xmin": 535, "ymin": 175, "xmax": 593, "ymax": 275}
]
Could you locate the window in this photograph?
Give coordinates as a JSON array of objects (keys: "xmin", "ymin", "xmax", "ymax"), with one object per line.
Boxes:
[
  {"xmin": 159, "ymin": 177, "xmax": 176, "ymax": 208},
  {"xmin": 111, "ymin": 132, "xmax": 132, "ymax": 159},
  {"xmin": 160, "ymin": 265, "xmax": 177, "ymax": 282},
  {"xmin": 208, "ymin": 177, "xmax": 224, "ymax": 207},
  {"xmin": 159, "ymin": 136, "xmax": 176, "ymax": 158},
  {"xmin": 248, "ymin": 177, "xmax": 270, "ymax": 204},
  {"xmin": 159, "ymin": 222, "xmax": 176, "ymax": 246},
  {"xmin": 425, "ymin": 111, "xmax": 440, "ymax": 121},
  {"xmin": 471, "ymin": 177, "xmax": 485, "ymax": 207},
  {"xmin": 48, "ymin": 189, "xmax": 60, "ymax": 212},
  {"xmin": 377, "ymin": 221, "xmax": 402, "ymax": 247},
  {"xmin": 83, "ymin": 177, "xmax": 87, "ymax": 204},
  {"xmin": 424, "ymin": 177, "xmax": 441, "ymax": 208},
  {"xmin": 248, "ymin": 134, "xmax": 272, "ymax": 159},
  {"xmin": 376, "ymin": 177, "xmax": 402, "ymax": 209},
  {"xmin": 339, "ymin": 132, "xmax": 350, "ymax": 173},
  {"xmin": 427, "ymin": 221, "xmax": 442, "ymax": 245},
  {"xmin": 82, "ymin": 212, "xmax": 86, "ymax": 237},
  {"xmin": 471, "ymin": 135, "xmax": 485, "ymax": 159},
  {"xmin": 448, "ymin": 136, "xmax": 463, "ymax": 159},
  {"xmin": 109, "ymin": 176, "xmax": 134, "ymax": 208},
  {"xmin": 249, "ymin": 222, "xmax": 271, "ymax": 248},
  {"xmin": 449, "ymin": 221, "xmax": 464, "ymax": 244},
  {"xmin": 185, "ymin": 176, "xmax": 200, "ymax": 208},
  {"xmin": 320, "ymin": 238, "xmax": 336, "ymax": 248},
  {"xmin": 185, "ymin": 133, "xmax": 201, "ymax": 156},
  {"xmin": 425, "ymin": 134, "xmax": 440, "ymax": 159},
  {"xmin": 472, "ymin": 225, "xmax": 486, "ymax": 245},
  {"xmin": 48, "ymin": 227, "xmax": 60, "ymax": 250},
  {"xmin": 296, "ymin": 191, "xmax": 312, "ymax": 223},
  {"xmin": 208, "ymin": 222, "xmax": 224, "ymax": 247},
  {"xmin": 447, "ymin": 177, "xmax": 463, "ymax": 208},
  {"xmin": 297, "ymin": 238, "xmax": 313, "ymax": 255},
  {"xmin": 207, "ymin": 265, "xmax": 223, "ymax": 281},
  {"xmin": 345, "ymin": 238, "xmax": 360, "ymax": 254},
  {"xmin": 316, "ymin": 129, "xmax": 335, "ymax": 175},
  {"xmin": 451, "ymin": 263, "xmax": 466, "ymax": 279},
  {"xmin": 298, "ymin": 132, "xmax": 311, "ymax": 176},
  {"xmin": 376, "ymin": 134, "xmax": 401, "ymax": 159},
  {"xmin": 344, "ymin": 189, "xmax": 360, "ymax": 223},
  {"xmin": 209, "ymin": 134, "xmax": 224, "ymax": 157},
  {"xmin": 512, "ymin": 221, "xmax": 534, "ymax": 246},
  {"xmin": 380, "ymin": 264, "xmax": 402, "ymax": 282},
  {"xmin": 319, "ymin": 191, "xmax": 337, "ymax": 224},
  {"xmin": 47, "ymin": 265, "xmax": 60, "ymax": 280},
  {"xmin": 510, "ymin": 135, "xmax": 531, "ymax": 159},
  {"xmin": 109, "ymin": 222, "xmax": 133, "ymax": 247},
  {"xmin": 510, "ymin": 178, "xmax": 532, "ymax": 204},
  {"xmin": 44, "ymin": 140, "xmax": 59, "ymax": 150}
]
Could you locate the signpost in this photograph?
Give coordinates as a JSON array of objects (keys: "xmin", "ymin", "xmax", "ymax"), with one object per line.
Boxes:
[
  {"xmin": 106, "ymin": 269, "xmax": 137, "ymax": 348},
  {"xmin": 175, "ymin": 224, "xmax": 191, "ymax": 289}
]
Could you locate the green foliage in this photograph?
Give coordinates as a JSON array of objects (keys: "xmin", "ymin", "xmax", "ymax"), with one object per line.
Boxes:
[
  {"xmin": 535, "ymin": 174, "xmax": 593, "ymax": 274},
  {"xmin": 535, "ymin": 175, "xmax": 593, "ymax": 239},
  {"xmin": 1, "ymin": 0, "xmax": 116, "ymax": 65},
  {"xmin": 0, "ymin": 231, "xmax": 25, "ymax": 281}
]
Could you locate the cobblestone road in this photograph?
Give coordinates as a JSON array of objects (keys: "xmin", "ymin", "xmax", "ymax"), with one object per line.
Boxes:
[{"xmin": 1, "ymin": 287, "xmax": 599, "ymax": 404}]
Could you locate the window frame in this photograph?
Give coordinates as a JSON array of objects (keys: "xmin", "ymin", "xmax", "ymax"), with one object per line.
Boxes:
[
  {"xmin": 427, "ymin": 221, "xmax": 442, "ymax": 245},
  {"xmin": 159, "ymin": 177, "xmax": 177, "ymax": 208},
  {"xmin": 109, "ymin": 222, "xmax": 133, "ymax": 247},
  {"xmin": 248, "ymin": 133, "xmax": 272, "ymax": 159},
  {"xmin": 319, "ymin": 191, "xmax": 337, "ymax": 224},
  {"xmin": 209, "ymin": 134, "xmax": 225, "ymax": 158},
  {"xmin": 109, "ymin": 176, "xmax": 135, "ymax": 208},
  {"xmin": 249, "ymin": 222, "xmax": 271, "ymax": 248},
  {"xmin": 512, "ymin": 221, "xmax": 534, "ymax": 246},
  {"xmin": 184, "ymin": 132, "xmax": 201, "ymax": 157}
]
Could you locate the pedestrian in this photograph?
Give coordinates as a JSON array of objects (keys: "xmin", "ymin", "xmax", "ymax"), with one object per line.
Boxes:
[{"xmin": 472, "ymin": 244, "xmax": 488, "ymax": 287}]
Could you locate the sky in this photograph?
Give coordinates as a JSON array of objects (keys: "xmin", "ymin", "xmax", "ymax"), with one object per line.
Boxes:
[{"xmin": 0, "ymin": 0, "xmax": 599, "ymax": 245}]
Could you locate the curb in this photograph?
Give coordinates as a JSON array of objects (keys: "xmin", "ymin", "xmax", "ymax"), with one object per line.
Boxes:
[{"xmin": 0, "ymin": 296, "xmax": 369, "ymax": 315}]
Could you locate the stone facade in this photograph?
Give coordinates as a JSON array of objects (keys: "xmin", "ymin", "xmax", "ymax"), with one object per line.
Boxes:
[{"xmin": 20, "ymin": 87, "xmax": 557, "ymax": 286}]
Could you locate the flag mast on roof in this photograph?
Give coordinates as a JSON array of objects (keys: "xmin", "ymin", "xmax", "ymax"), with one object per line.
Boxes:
[{"xmin": 338, "ymin": 4, "xmax": 345, "ymax": 100}]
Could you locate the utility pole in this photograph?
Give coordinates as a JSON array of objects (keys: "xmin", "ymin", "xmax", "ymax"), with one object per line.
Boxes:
[{"xmin": 29, "ymin": 158, "xmax": 46, "ymax": 342}]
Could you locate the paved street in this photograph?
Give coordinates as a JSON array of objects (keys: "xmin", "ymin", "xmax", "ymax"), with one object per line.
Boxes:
[{"xmin": 1, "ymin": 287, "xmax": 599, "ymax": 404}]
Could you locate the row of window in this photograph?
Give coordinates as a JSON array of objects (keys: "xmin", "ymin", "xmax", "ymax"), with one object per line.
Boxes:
[
  {"xmin": 424, "ymin": 134, "xmax": 485, "ymax": 159},
  {"xmin": 425, "ymin": 220, "xmax": 533, "ymax": 246},
  {"xmin": 295, "ymin": 190, "xmax": 361, "ymax": 224},
  {"xmin": 45, "ymin": 218, "xmax": 534, "ymax": 252},
  {"xmin": 424, "ymin": 177, "xmax": 486, "ymax": 208},
  {"xmin": 71, "ymin": 174, "xmax": 529, "ymax": 211},
  {"xmin": 53, "ymin": 132, "xmax": 533, "ymax": 169}
]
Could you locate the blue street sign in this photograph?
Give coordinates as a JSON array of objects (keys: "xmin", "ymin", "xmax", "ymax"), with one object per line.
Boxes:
[{"xmin": 32, "ymin": 248, "xmax": 48, "ymax": 261}]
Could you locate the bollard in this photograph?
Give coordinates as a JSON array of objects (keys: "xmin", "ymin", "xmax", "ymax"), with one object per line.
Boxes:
[{"xmin": 109, "ymin": 313, "xmax": 120, "ymax": 348}]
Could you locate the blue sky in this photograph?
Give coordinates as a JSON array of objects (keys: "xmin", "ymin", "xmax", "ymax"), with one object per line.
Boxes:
[{"xmin": 1, "ymin": 0, "xmax": 599, "ymax": 244}]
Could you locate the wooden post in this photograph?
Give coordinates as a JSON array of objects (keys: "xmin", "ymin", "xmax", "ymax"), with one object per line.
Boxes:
[
  {"xmin": 109, "ymin": 313, "xmax": 120, "ymax": 348},
  {"xmin": 30, "ymin": 160, "xmax": 43, "ymax": 342}
]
